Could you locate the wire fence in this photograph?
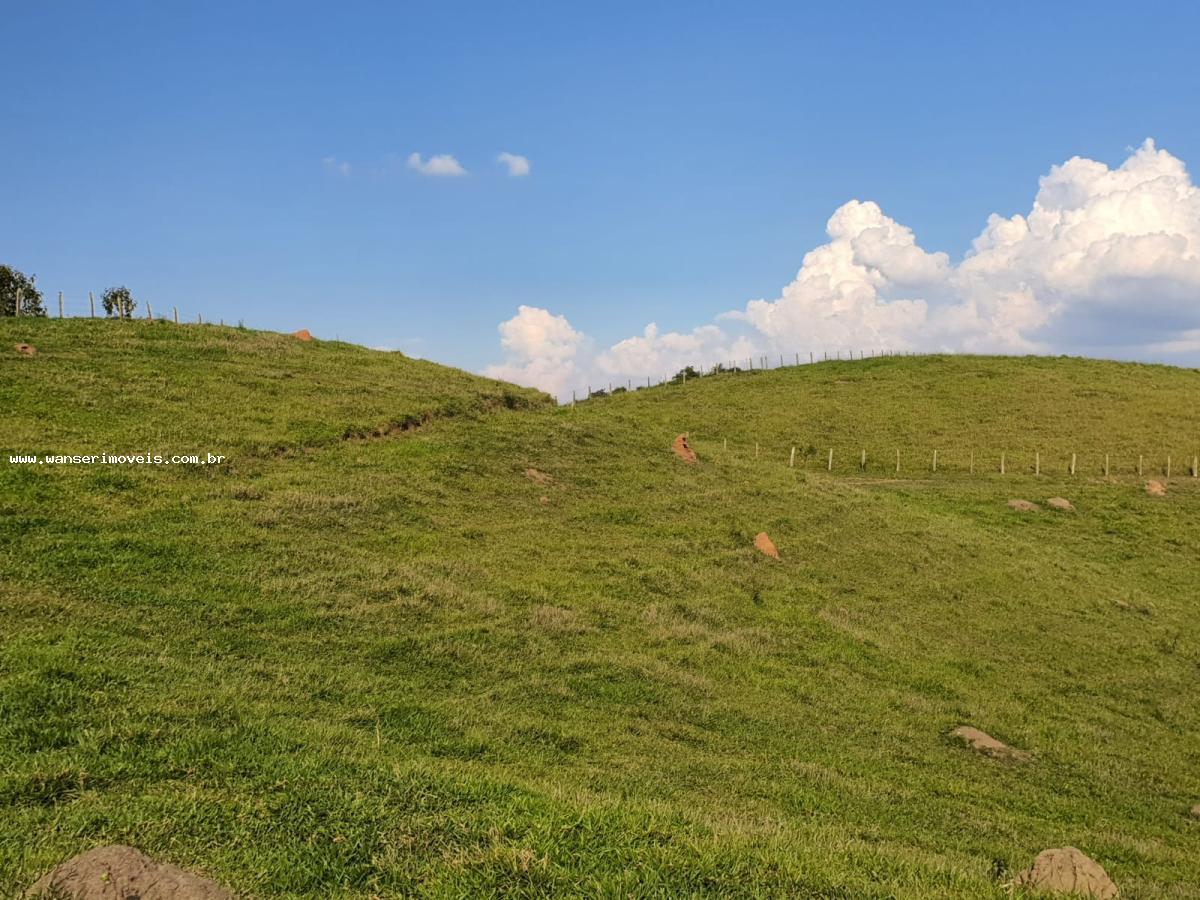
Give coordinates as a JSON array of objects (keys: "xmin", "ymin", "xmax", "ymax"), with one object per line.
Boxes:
[
  {"xmin": 685, "ymin": 438, "xmax": 1199, "ymax": 480},
  {"xmin": 570, "ymin": 349, "xmax": 930, "ymax": 405},
  {"xmin": 5, "ymin": 288, "xmax": 226, "ymax": 326}
]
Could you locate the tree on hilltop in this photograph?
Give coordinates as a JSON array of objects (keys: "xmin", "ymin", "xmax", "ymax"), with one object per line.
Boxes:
[
  {"xmin": 0, "ymin": 265, "xmax": 46, "ymax": 316},
  {"xmin": 102, "ymin": 286, "xmax": 136, "ymax": 318}
]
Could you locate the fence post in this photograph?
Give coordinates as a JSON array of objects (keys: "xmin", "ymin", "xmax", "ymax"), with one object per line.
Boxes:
[
  {"xmin": 1070, "ymin": 453, "xmax": 1076, "ymax": 476},
  {"xmin": 1035, "ymin": 451, "xmax": 1040, "ymax": 476},
  {"xmin": 198, "ymin": 313, "xmax": 203, "ymax": 325},
  {"xmin": 860, "ymin": 449, "xmax": 866, "ymax": 471},
  {"xmin": 1166, "ymin": 456, "xmax": 1171, "ymax": 479},
  {"xmin": 571, "ymin": 390, "xmax": 576, "ymax": 407},
  {"xmin": 14, "ymin": 287, "xmax": 21, "ymax": 316},
  {"xmin": 970, "ymin": 450, "xmax": 975, "ymax": 474},
  {"xmin": 1104, "ymin": 454, "xmax": 1109, "ymax": 477},
  {"xmin": 1192, "ymin": 455, "xmax": 1198, "ymax": 478},
  {"xmin": 58, "ymin": 291, "xmax": 64, "ymax": 318},
  {"xmin": 723, "ymin": 437, "xmax": 727, "ymax": 451},
  {"xmin": 810, "ymin": 352, "xmax": 814, "ymax": 364},
  {"xmin": 827, "ymin": 448, "xmax": 833, "ymax": 471},
  {"xmin": 1138, "ymin": 455, "xmax": 1143, "ymax": 477},
  {"xmin": 147, "ymin": 302, "xmax": 153, "ymax": 322},
  {"xmin": 795, "ymin": 352, "xmax": 799, "ymax": 366},
  {"xmin": 755, "ymin": 442, "xmax": 759, "ymax": 459},
  {"xmin": 932, "ymin": 449, "xmax": 938, "ymax": 473},
  {"xmin": 89, "ymin": 291, "xmax": 95, "ymax": 318},
  {"xmin": 789, "ymin": 447, "xmax": 795, "ymax": 468},
  {"xmin": 173, "ymin": 306, "xmax": 179, "ymax": 324},
  {"xmin": 895, "ymin": 448, "xmax": 900, "ymax": 474},
  {"xmin": 1000, "ymin": 453, "xmax": 1006, "ymax": 475}
]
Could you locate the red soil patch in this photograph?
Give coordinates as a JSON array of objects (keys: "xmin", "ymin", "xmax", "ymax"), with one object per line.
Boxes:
[
  {"xmin": 951, "ymin": 725, "xmax": 1029, "ymax": 762},
  {"xmin": 754, "ymin": 532, "xmax": 779, "ymax": 559},
  {"xmin": 672, "ymin": 434, "xmax": 697, "ymax": 464},
  {"xmin": 26, "ymin": 844, "xmax": 235, "ymax": 898},
  {"xmin": 1013, "ymin": 847, "xmax": 1118, "ymax": 899},
  {"xmin": 293, "ymin": 329, "xmax": 313, "ymax": 342},
  {"xmin": 14, "ymin": 343, "xmax": 35, "ymax": 356},
  {"xmin": 1146, "ymin": 480, "xmax": 1167, "ymax": 496}
]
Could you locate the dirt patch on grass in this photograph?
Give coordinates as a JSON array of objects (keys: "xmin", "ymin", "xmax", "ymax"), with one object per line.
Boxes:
[
  {"xmin": 1046, "ymin": 497, "xmax": 1074, "ymax": 511},
  {"xmin": 1146, "ymin": 480, "xmax": 1167, "ymax": 496},
  {"xmin": 672, "ymin": 434, "xmax": 697, "ymax": 463},
  {"xmin": 25, "ymin": 844, "xmax": 234, "ymax": 898},
  {"xmin": 1189, "ymin": 803, "xmax": 1200, "ymax": 820},
  {"xmin": 1012, "ymin": 847, "xmax": 1117, "ymax": 899},
  {"xmin": 1007, "ymin": 499, "xmax": 1039, "ymax": 511},
  {"xmin": 14, "ymin": 343, "xmax": 35, "ymax": 356},
  {"xmin": 951, "ymin": 725, "xmax": 1029, "ymax": 762},
  {"xmin": 754, "ymin": 532, "xmax": 779, "ymax": 558},
  {"xmin": 293, "ymin": 328, "xmax": 313, "ymax": 341},
  {"xmin": 524, "ymin": 467, "xmax": 553, "ymax": 484}
]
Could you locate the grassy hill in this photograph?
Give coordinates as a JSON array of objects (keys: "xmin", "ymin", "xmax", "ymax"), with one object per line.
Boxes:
[{"xmin": 2, "ymin": 319, "xmax": 1199, "ymax": 898}]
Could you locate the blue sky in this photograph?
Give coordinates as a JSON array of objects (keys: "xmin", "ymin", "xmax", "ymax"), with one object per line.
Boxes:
[{"xmin": 4, "ymin": 1, "xmax": 1200, "ymax": 393}]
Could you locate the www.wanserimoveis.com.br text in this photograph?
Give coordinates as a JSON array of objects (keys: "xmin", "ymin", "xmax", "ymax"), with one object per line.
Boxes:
[{"xmin": 8, "ymin": 453, "xmax": 227, "ymax": 465}]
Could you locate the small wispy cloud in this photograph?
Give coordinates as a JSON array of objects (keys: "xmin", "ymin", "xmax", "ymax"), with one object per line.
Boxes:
[
  {"xmin": 497, "ymin": 152, "xmax": 531, "ymax": 177},
  {"xmin": 322, "ymin": 156, "xmax": 352, "ymax": 177},
  {"xmin": 407, "ymin": 152, "xmax": 467, "ymax": 177}
]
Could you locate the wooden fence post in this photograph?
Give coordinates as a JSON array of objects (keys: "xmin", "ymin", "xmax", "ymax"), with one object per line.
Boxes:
[
  {"xmin": 89, "ymin": 291, "xmax": 95, "ymax": 318},
  {"xmin": 723, "ymin": 437, "xmax": 727, "ymax": 451},
  {"xmin": 58, "ymin": 291, "xmax": 64, "ymax": 318},
  {"xmin": 970, "ymin": 450, "xmax": 975, "ymax": 474},
  {"xmin": 173, "ymin": 306, "xmax": 179, "ymax": 324},
  {"xmin": 1070, "ymin": 453, "xmax": 1076, "ymax": 476},
  {"xmin": 1035, "ymin": 451, "xmax": 1040, "ymax": 476},
  {"xmin": 1192, "ymin": 455, "xmax": 1198, "ymax": 478},
  {"xmin": 198, "ymin": 313, "xmax": 203, "ymax": 325},
  {"xmin": 827, "ymin": 448, "xmax": 833, "ymax": 471},
  {"xmin": 755, "ymin": 442, "xmax": 759, "ymax": 460},
  {"xmin": 895, "ymin": 448, "xmax": 900, "ymax": 474},
  {"xmin": 14, "ymin": 287, "xmax": 22, "ymax": 315},
  {"xmin": 1104, "ymin": 454, "xmax": 1109, "ymax": 477},
  {"xmin": 1166, "ymin": 456, "xmax": 1171, "ymax": 479},
  {"xmin": 789, "ymin": 447, "xmax": 795, "ymax": 468},
  {"xmin": 1000, "ymin": 453, "xmax": 1006, "ymax": 475},
  {"xmin": 810, "ymin": 352, "xmax": 814, "ymax": 364},
  {"xmin": 147, "ymin": 302, "xmax": 153, "ymax": 322},
  {"xmin": 861, "ymin": 449, "xmax": 866, "ymax": 471},
  {"xmin": 1138, "ymin": 455, "xmax": 1143, "ymax": 476},
  {"xmin": 932, "ymin": 449, "xmax": 938, "ymax": 472}
]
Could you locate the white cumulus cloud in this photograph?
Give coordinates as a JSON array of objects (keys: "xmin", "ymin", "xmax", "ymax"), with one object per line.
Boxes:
[
  {"xmin": 484, "ymin": 140, "xmax": 1200, "ymax": 399},
  {"xmin": 497, "ymin": 152, "xmax": 531, "ymax": 177},
  {"xmin": 407, "ymin": 152, "xmax": 467, "ymax": 177},
  {"xmin": 483, "ymin": 305, "xmax": 587, "ymax": 397}
]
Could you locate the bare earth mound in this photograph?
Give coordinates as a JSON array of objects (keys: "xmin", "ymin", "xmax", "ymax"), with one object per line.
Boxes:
[
  {"xmin": 1047, "ymin": 497, "xmax": 1074, "ymax": 511},
  {"xmin": 524, "ymin": 467, "xmax": 553, "ymax": 484},
  {"xmin": 292, "ymin": 328, "xmax": 313, "ymax": 342},
  {"xmin": 14, "ymin": 343, "xmax": 35, "ymax": 356},
  {"xmin": 1146, "ymin": 480, "xmax": 1166, "ymax": 496},
  {"xmin": 1013, "ymin": 847, "xmax": 1118, "ymax": 898},
  {"xmin": 1190, "ymin": 803, "xmax": 1200, "ymax": 819},
  {"xmin": 951, "ymin": 725, "xmax": 1029, "ymax": 762},
  {"xmin": 754, "ymin": 532, "xmax": 779, "ymax": 559},
  {"xmin": 1008, "ymin": 499, "xmax": 1039, "ymax": 512},
  {"xmin": 672, "ymin": 434, "xmax": 697, "ymax": 464},
  {"xmin": 25, "ymin": 845, "xmax": 235, "ymax": 899}
]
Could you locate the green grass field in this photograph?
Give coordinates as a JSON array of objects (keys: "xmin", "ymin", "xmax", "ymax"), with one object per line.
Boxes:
[{"xmin": 2, "ymin": 319, "xmax": 1199, "ymax": 897}]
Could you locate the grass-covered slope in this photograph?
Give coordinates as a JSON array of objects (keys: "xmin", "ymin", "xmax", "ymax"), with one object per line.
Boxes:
[
  {"xmin": 0, "ymin": 319, "xmax": 551, "ymax": 455},
  {"xmin": 2, "ymin": 321, "xmax": 1199, "ymax": 898}
]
